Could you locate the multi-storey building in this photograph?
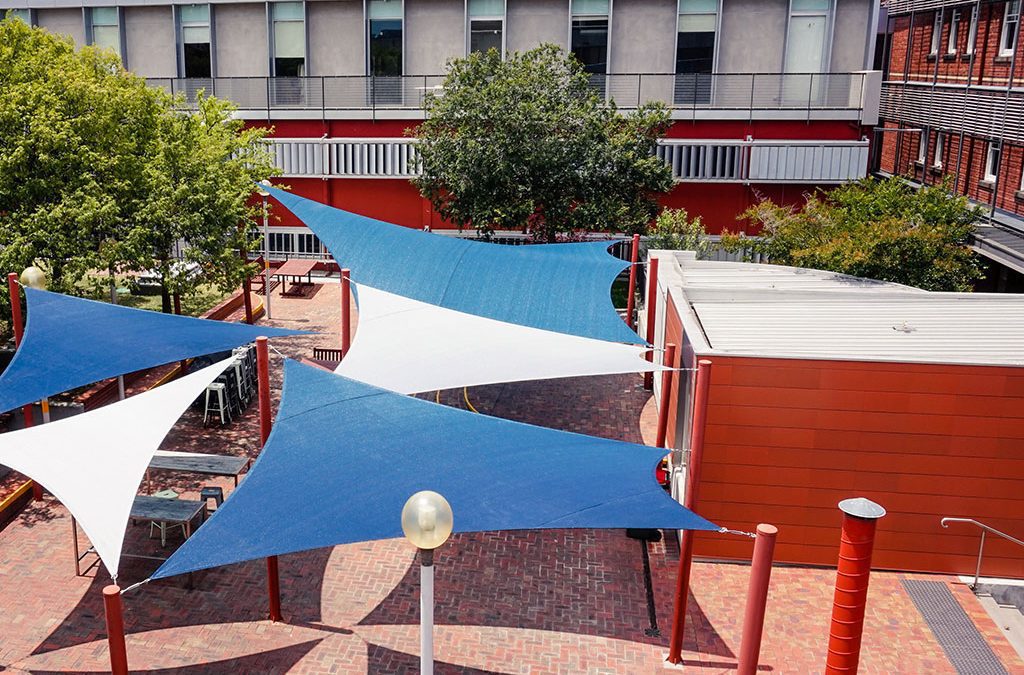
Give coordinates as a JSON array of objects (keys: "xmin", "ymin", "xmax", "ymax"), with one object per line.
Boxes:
[
  {"xmin": 878, "ymin": 0, "xmax": 1024, "ymax": 291},
  {"xmin": 3, "ymin": 0, "xmax": 881, "ymax": 253}
]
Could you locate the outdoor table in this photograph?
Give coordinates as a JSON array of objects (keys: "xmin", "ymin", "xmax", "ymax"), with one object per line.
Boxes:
[
  {"xmin": 146, "ymin": 451, "xmax": 249, "ymax": 491},
  {"xmin": 273, "ymin": 258, "xmax": 317, "ymax": 296},
  {"xmin": 72, "ymin": 496, "xmax": 206, "ymax": 576}
]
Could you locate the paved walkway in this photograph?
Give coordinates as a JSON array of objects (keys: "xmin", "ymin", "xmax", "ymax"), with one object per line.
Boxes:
[{"xmin": 1, "ymin": 282, "xmax": 1022, "ymax": 674}]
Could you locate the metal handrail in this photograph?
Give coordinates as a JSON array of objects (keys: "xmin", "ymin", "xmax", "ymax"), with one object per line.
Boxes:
[{"xmin": 940, "ymin": 517, "xmax": 1024, "ymax": 589}]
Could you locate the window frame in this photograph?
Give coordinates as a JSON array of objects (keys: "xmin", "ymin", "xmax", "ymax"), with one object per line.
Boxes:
[
  {"xmin": 366, "ymin": 0, "xmax": 405, "ymax": 77},
  {"xmin": 1000, "ymin": 0, "xmax": 1020, "ymax": 57},
  {"xmin": 269, "ymin": 1, "xmax": 307, "ymax": 77},
  {"xmin": 176, "ymin": 4, "xmax": 215, "ymax": 78},
  {"xmin": 466, "ymin": 0, "xmax": 506, "ymax": 57},
  {"xmin": 966, "ymin": 4, "xmax": 979, "ymax": 54},
  {"xmin": 784, "ymin": 0, "xmax": 835, "ymax": 74},
  {"xmin": 929, "ymin": 9, "xmax": 942, "ymax": 55},
  {"xmin": 568, "ymin": 0, "xmax": 612, "ymax": 76},
  {"xmin": 947, "ymin": 8, "xmax": 960, "ymax": 54},
  {"xmin": 984, "ymin": 141, "xmax": 1001, "ymax": 183},
  {"xmin": 917, "ymin": 130, "xmax": 928, "ymax": 164},
  {"xmin": 933, "ymin": 131, "xmax": 945, "ymax": 169},
  {"xmin": 87, "ymin": 6, "xmax": 125, "ymax": 64}
]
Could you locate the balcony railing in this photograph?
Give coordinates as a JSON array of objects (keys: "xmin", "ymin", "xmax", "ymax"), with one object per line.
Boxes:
[{"xmin": 148, "ymin": 72, "xmax": 874, "ymax": 118}]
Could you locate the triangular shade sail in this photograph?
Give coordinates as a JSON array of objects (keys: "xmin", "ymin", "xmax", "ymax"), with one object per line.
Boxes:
[
  {"xmin": 265, "ymin": 187, "xmax": 643, "ymax": 345},
  {"xmin": 335, "ymin": 284, "xmax": 667, "ymax": 394},
  {"xmin": 0, "ymin": 288, "xmax": 306, "ymax": 415},
  {"xmin": 152, "ymin": 360, "xmax": 717, "ymax": 579},
  {"xmin": 0, "ymin": 358, "xmax": 235, "ymax": 577}
]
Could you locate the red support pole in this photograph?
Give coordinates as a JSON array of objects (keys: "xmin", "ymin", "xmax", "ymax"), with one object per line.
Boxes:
[
  {"xmin": 737, "ymin": 524, "xmax": 779, "ymax": 675},
  {"xmin": 643, "ymin": 257, "xmax": 659, "ymax": 390},
  {"xmin": 255, "ymin": 336, "xmax": 283, "ymax": 622},
  {"xmin": 625, "ymin": 233, "xmax": 640, "ymax": 329},
  {"xmin": 102, "ymin": 585, "xmax": 129, "ymax": 675},
  {"xmin": 825, "ymin": 498, "xmax": 886, "ymax": 675},
  {"xmin": 667, "ymin": 358, "xmax": 713, "ymax": 665},
  {"xmin": 654, "ymin": 343, "xmax": 677, "ymax": 449},
  {"xmin": 8, "ymin": 273, "xmax": 42, "ymax": 500},
  {"xmin": 341, "ymin": 269, "xmax": 351, "ymax": 357}
]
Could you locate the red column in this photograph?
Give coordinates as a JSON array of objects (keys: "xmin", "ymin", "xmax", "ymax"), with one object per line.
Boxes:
[
  {"xmin": 625, "ymin": 233, "xmax": 640, "ymax": 329},
  {"xmin": 737, "ymin": 524, "xmax": 779, "ymax": 675},
  {"xmin": 256, "ymin": 336, "xmax": 283, "ymax": 622},
  {"xmin": 8, "ymin": 273, "xmax": 42, "ymax": 500},
  {"xmin": 825, "ymin": 498, "xmax": 886, "ymax": 675},
  {"xmin": 102, "ymin": 585, "xmax": 129, "ymax": 675},
  {"xmin": 341, "ymin": 269, "xmax": 351, "ymax": 357},
  {"xmin": 643, "ymin": 257, "xmax": 659, "ymax": 390},
  {"xmin": 654, "ymin": 343, "xmax": 677, "ymax": 449},
  {"xmin": 667, "ymin": 358, "xmax": 713, "ymax": 665}
]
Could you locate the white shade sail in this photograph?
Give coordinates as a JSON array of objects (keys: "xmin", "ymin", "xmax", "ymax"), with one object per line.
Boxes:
[
  {"xmin": 335, "ymin": 285, "xmax": 666, "ymax": 395},
  {"xmin": 0, "ymin": 357, "xmax": 234, "ymax": 578}
]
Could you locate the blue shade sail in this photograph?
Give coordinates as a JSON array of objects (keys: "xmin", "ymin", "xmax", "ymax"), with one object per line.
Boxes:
[
  {"xmin": 153, "ymin": 360, "xmax": 717, "ymax": 579},
  {"xmin": 264, "ymin": 187, "xmax": 644, "ymax": 345},
  {"xmin": 0, "ymin": 288, "xmax": 308, "ymax": 414}
]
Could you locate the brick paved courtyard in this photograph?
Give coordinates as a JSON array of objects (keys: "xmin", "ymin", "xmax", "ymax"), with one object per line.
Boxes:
[{"xmin": 1, "ymin": 282, "xmax": 1022, "ymax": 673}]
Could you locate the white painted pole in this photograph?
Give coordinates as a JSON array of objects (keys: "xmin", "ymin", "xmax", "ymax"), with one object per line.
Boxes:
[
  {"xmin": 263, "ymin": 195, "xmax": 272, "ymax": 320},
  {"xmin": 421, "ymin": 553, "xmax": 434, "ymax": 675}
]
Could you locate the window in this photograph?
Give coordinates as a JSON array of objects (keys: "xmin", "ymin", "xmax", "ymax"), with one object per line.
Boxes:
[
  {"xmin": 929, "ymin": 9, "xmax": 942, "ymax": 55},
  {"xmin": 89, "ymin": 7, "xmax": 122, "ymax": 58},
  {"xmin": 985, "ymin": 141, "xmax": 1001, "ymax": 182},
  {"xmin": 269, "ymin": 232, "xmax": 294, "ymax": 255},
  {"xmin": 917, "ymin": 131, "xmax": 927, "ymax": 164},
  {"xmin": 967, "ymin": 5, "xmax": 978, "ymax": 54},
  {"xmin": 676, "ymin": 0, "xmax": 716, "ymax": 104},
  {"xmin": 368, "ymin": 0, "xmax": 403, "ymax": 76},
  {"xmin": 570, "ymin": 0, "xmax": 609, "ymax": 75},
  {"xmin": 468, "ymin": 0, "xmax": 503, "ymax": 55},
  {"xmin": 1000, "ymin": 0, "xmax": 1020, "ymax": 56},
  {"xmin": 6, "ymin": 8, "xmax": 30, "ymax": 23},
  {"xmin": 271, "ymin": 2, "xmax": 305, "ymax": 77},
  {"xmin": 785, "ymin": 0, "xmax": 831, "ymax": 73},
  {"xmin": 297, "ymin": 232, "xmax": 321, "ymax": 256},
  {"xmin": 933, "ymin": 132, "xmax": 945, "ymax": 168},
  {"xmin": 947, "ymin": 8, "xmax": 960, "ymax": 54},
  {"xmin": 180, "ymin": 4, "xmax": 212, "ymax": 78}
]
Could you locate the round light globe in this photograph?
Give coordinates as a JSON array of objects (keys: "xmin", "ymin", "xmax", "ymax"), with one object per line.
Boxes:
[
  {"xmin": 401, "ymin": 491, "xmax": 453, "ymax": 550},
  {"xmin": 256, "ymin": 179, "xmax": 272, "ymax": 197},
  {"xmin": 19, "ymin": 266, "xmax": 47, "ymax": 290}
]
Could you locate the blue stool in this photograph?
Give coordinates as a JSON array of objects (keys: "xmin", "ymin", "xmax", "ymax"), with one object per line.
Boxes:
[{"xmin": 200, "ymin": 486, "xmax": 224, "ymax": 513}]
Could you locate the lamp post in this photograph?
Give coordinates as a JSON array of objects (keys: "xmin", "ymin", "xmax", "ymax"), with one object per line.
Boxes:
[
  {"xmin": 401, "ymin": 490, "xmax": 453, "ymax": 675},
  {"xmin": 257, "ymin": 180, "xmax": 272, "ymax": 320},
  {"xmin": 19, "ymin": 267, "xmax": 52, "ymax": 422}
]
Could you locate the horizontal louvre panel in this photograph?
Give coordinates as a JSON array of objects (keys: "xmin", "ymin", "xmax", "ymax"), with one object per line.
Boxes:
[
  {"xmin": 748, "ymin": 143, "xmax": 868, "ymax": 182},
  {"xmin": 880, "ymin": 83, "xmax": 1024, "ymax": 143},
  {"xmin": 269, "ymin": 138, "xmax": 420, "ymax": 177}
]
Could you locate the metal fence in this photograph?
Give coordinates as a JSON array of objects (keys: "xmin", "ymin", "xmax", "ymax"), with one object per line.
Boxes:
[{"xmin": 148, "ymin": 72, "xmax": 869, "ymax": 116}]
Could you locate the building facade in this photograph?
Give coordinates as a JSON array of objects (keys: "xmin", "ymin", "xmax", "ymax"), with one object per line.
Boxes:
[
  {"xmin": 4, "ymin": 0, "xmax": 881, "ymax": 254},
  {"xmin": 878, "ymin": 0, "xmax": 1024, "ymax": 292}
]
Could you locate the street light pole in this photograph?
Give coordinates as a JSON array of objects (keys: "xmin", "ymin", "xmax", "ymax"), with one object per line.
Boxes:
[
  {"xmin": 258, "ymin": 180, "xmax": 272, "ymax": 320},
  {"xmin": 401, "ymin": 491, "xmax": 454, "ymax": 675}
]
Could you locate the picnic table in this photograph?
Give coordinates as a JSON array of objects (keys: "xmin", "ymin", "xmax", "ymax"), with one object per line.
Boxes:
[
  {"xmin": 273, "ymin": 258, "xmax": 317, "ymax": 296},
  {"xmin": 146, "ymin": 451, "xmax": 249, "ymax": 490}
]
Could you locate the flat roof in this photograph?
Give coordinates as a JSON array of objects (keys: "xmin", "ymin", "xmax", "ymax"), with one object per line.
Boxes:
[{"xmin": 656, "ymin": 252, "xmax": 1024, "ymax": 368}]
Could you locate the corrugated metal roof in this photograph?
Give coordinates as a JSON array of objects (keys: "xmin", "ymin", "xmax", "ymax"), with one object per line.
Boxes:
[{"xmin": 660, "ymin": 255, "xmax": 1024, "ymax": 367}]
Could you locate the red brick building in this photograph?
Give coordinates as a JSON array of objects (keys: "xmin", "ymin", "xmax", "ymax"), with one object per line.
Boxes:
[{"xmin": 878, "ymin": 0, "xmax": 1024, "ymax": 292}]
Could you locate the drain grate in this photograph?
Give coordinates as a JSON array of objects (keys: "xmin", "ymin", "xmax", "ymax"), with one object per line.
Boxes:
[{"xmin": 902, "ymin": 579, "xmax": 1009, "ymax": 675}]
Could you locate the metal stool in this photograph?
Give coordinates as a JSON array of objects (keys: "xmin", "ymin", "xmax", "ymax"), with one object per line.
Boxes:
[
  {"xmin": 149, "ymin": 490, "xmax": 186, "ymax": 547},
  {"xmin": 203, "ymin": 382, "xmax": 232, "ymax": 426},
  {"xmin": 230, "ymin": 358, "xmax": 250, "ymax": 405},
  {"xmin": 200, "ymin": 486, "xmax": 224, "ymax": 514}
]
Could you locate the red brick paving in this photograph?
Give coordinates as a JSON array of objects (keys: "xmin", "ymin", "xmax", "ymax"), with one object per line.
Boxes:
[{"xmin": 1, "ymin": 281, "xmax": 1022, "ymax": 673}]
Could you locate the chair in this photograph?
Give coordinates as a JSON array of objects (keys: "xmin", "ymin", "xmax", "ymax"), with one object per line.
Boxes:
[
  {"xmin": 149, "ymin": 489, "xmax": 186, "ymax": 547},
  {"xmin": 200, "ymin": 486, "xmax": 224, "ymax": 514},
  {"xmin": 203, "ymin": 382, "xmax": 232, "ymax": 426}
]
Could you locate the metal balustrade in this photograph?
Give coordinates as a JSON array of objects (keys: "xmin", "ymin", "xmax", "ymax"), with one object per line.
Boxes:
[
  {"xmin": 148, "ymin": 72, "xmax": 871, "ymax": 118},
  {"xmin": 940, "ymin": 518, "xmax": 1024, "ymax": 590}
]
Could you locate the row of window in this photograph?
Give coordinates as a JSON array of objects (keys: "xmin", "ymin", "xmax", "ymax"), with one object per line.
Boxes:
[
  {"xmin": 928, "ymin": 1, "xmax": 1019, "ymax": 58},
  {"xmin": 916, "ymin": 131, "xmax": 1019, "ymax": 188},
  {"xmin": 5, "ymin": 0, "xmax": 838, "ymax": 79}
]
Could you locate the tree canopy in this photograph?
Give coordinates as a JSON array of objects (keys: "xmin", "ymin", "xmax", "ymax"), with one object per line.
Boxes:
[
  {"xmin": 722, "ymin": 177, "xmax": 985, "ymax": 291},
  {"xmin": 412, "ymin": 44, "xmax": 673, "ymax": 241},
  {"xmin": 0, "ymin": 17, "xmax": 274, "ymax": 316}
]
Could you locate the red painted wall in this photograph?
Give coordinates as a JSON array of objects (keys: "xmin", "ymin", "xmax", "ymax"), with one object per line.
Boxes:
[{"xmin": 683, "ymin": 354, "xmax": 1024, "ymax": 578}]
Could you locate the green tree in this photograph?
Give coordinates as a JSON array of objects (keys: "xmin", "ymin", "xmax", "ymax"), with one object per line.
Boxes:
[
  {"xmin": 412, "ymin": 44, "xmax": 673, "ymax": 241},
  {"xmin": 722, "ymin": 177, "xmax": 985, "ymax": 291},
  {"xmin": 647, "ymin": 207, "xmax": 711, "ymax": 256},
  {"xmin": 0, "ymin": 17, "xmax": 274, "ymax": 317}
]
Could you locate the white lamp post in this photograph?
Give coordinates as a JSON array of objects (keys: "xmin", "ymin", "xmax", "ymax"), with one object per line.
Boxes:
[
  {"xmin": 256, "ymin": 180, "xmax": 273, "ymax": 319},
  {"xmin": 19, "ymin": 267, "xmax": 52, "ymax": 421},
  {"xmin": 401, "ymin": 490, "xmax": 453, "ymax": 675}
]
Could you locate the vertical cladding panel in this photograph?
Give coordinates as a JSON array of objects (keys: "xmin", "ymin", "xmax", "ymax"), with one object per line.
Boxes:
[
  {"xmin": 685, "ymin": 354, "xmax": 1024, "ymax": 577},
  {"xmin": 215, "ymin": 3, "xmax": 269, "ymax": 77},
  {"xmin": 609, "ymin": 0, "xmax": 677, "ymax": 74},
  {"xmin": 36, "ymin": 7, "xmax": 86, "ymax": 46},
  {"xmin": 506, "ymin": 0, "xmax": 569, "ymax": 53},
  {"xmin": 405, "ymin": 0, "xmax": 465, "ymax": 76},
  {"xmin": 308, "ymin": 0, "xmax": 364, "ymax": 76},
  {"xmin": 124, "ymin": 6, "xmax": 175, "ymax": 77}
]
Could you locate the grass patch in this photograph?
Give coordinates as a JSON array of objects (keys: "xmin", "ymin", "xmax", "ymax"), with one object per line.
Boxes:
[{"xmin": 80, "ymin": 275, "xmax": 233, "ymax": 317}]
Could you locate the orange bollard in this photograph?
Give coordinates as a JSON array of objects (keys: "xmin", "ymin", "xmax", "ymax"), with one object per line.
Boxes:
[
  {"xmin": 625, "ymin": 233, "xmax": 640, "ymax": 329},
  {"xmin": 667, "ymin": 359, "xmax": 713, "ymax": 664},
  {"xmin": 255, "ymin": 336, "xmax": 282, "ymax": 622},
  {"xmin": 643, "ymin": 257, "xmax": 659, "ymax": 390},
  {"xmin": 102, "ymin": 585, "xmax": 129, "ymax": 675},
  {"xmin": 8, "ymin": 273, "xmax": 41, "ymax": 500},
  {"xmin": 825, "ymin": 498, "xmax": 886, "ymax": 675},
  {"xmin": 737, "ymin": 524, "xmax": 779, "ymax": 675},
  {"xmin": 341, "ymin": 269, "xmax": 351, "ymax": 357}
]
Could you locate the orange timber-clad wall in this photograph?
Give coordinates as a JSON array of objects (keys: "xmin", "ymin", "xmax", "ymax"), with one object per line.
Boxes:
[{"xmin": 684, "ymin": 355, "xmax": 1024, "ymax": 578}]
